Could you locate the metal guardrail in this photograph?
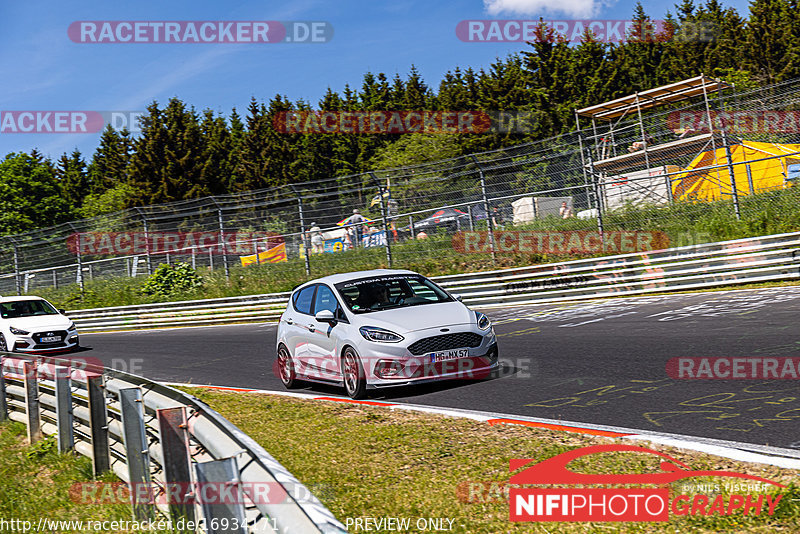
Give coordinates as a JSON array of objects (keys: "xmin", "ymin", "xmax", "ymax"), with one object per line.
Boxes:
[
  {"xmin": 69, "ymin": 293, "xmax": 291, "ymax": 332},
  {"xmin": 0, "ymin": 354, "xmax": 347, "ymax": 534},
  {"xmin": 435, "ymin": 231, "xmax": 800, "ymax": 307},
  {"xmin": 66, "ymin": 232, "xmax": 800, "ymax": 332}
]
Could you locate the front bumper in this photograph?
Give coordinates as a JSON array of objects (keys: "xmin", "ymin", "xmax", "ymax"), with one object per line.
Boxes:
[
  {"xmin": 358, "ymin": 324, "xmax": 499, "ymax": 388},
  {"xmin": 367, "ymin": 342, "xmax": 500, "ymax": 389},
  {"xmin": 12, "ymin": 331, "xmax": 80, "ymax": 353}
]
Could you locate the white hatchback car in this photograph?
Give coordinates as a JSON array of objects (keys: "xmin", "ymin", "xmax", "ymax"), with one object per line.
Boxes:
[
  {"xmin": 0, "ymin": 296, "xmax": 79, "ymax": 353},
  {"xmin": 275, "ymin": 269, "xmax": 498, "ymax": 398}
]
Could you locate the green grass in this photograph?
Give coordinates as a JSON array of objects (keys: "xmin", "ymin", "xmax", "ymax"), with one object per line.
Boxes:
[
  {"xmin": 0, "ymin": 421, "xmax": 154, "ymax": 533},
  {"xmin": 29, "ymin": 186, "xmax": 800, "ymax": 310},
  {"xmin": 178, "ymin": 387, "xmax": 800, "ymax": 534}
]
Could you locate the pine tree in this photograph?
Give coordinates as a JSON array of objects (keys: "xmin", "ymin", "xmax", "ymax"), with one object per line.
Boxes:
[
  {"xmin": 88, "ymin": 125, "xmax": 132, "ymax": 194},
  {"xmin": 56, "ymin": 149, "xmax": 90, "ymax": 211}
]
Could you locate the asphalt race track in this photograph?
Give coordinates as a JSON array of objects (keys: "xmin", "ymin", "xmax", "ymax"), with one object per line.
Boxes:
[{"xmin": 79, "ymin": 285, "xmax": 800, "ymax": 450}]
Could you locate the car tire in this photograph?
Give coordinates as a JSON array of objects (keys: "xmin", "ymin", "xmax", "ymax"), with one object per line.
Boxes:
[
  {"xmin": 276, "ymin": 345, "xmax": 299, "ymax": 389},
  {"xmin": 342, "ymin": 347, "xmax": 367, "ymax": 400},
  {"xmin": 0, "ymin": 334, "xmax": 10, "ymax": 353}
]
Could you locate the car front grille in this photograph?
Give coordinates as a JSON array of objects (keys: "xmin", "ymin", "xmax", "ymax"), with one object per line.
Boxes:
[
  {"xmin": 408, "ymin": 332, "xmax": 483, "ymax": 355},
  {"xmin": 32, "ymin": 330, "xmax": 67, "ymax": 345}
]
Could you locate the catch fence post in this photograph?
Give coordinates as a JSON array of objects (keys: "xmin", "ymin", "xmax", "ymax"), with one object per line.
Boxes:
[
  {"xmin": 721, "ymin": 131, "xmax": 741, "ymax": 220},
  {"xmin": 134, "ymin": 208, "xmax": 153, "ymax": 276},
  {"xmin": 9, "ymin": 238, "xmax": 21, "ymax": 296},
  {"xmin": 369, "ymin": 172, "xmax": 393, "ymax": 268},
  {"xmin": 290, "ymin": 185, "xmax": 312, "ymax": 277},
  {"xmin": 211, "ymin": 200, "xmax": 230, "ymax": 280},
  {"xmin": 584, "ymin": 146, "xmax": 605, "ymax": 236},
  {"xmin": 471, "ymin": 156, "xmax": 496, "ymax": 265}
]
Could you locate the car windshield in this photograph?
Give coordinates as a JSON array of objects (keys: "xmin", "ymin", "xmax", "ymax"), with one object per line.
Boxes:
[
  {"xmin": 0, "ymin": 300, "xmax": 59, "ymax": 319},
  {"xmin": 335, "ymin": 274, "xmax": 453, "ymax": 313}
]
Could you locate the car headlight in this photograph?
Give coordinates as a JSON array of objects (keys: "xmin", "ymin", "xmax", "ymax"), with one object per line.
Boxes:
[
  {"xmin": 359, "ymin": 326, "xmax": 404, "ymax": 343},
  {"xmin": 9, "ymin": 326, "xmax": 29, "ymax": 336},
  {"xmin": 68, "ymin": 322, "xmax": 77, "ymax": 331},
  {"xmin": 475, "ymin": 311, "xmax": 491, "ymax": 330}
]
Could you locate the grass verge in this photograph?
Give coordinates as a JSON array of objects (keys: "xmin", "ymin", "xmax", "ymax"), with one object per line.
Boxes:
[
  {"xmin": 179, "ymin": 387, "xmax": 800, "ymax": 533},
  {"xmin": 0, "ymin": 421, "xmax": 153, "ymax": 533}
]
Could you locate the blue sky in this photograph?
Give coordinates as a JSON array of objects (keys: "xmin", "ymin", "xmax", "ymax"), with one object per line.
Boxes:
[{"xmin": 0, "ymin": 0, "xmax": 753, "ymax": 161}]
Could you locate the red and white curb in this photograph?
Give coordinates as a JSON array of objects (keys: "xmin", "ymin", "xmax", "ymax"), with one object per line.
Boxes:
[{"xmin": 165, "ymin": 382, "xmax": 800, "ymax": 470}]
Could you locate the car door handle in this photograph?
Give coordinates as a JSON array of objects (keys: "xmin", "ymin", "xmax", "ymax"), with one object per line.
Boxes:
[
  {"xmin": 285, "ymin": 318, "xmax": 293, "ymax": 325},
  {"xmin": 308, "ymin": 324, "xmax": 315, "ymax": 332}
]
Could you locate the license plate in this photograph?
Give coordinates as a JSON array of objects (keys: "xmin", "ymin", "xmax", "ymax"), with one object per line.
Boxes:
[
  {"xmin": 40, "ymin": 336, "xmax": 61, "ymax": 343},
  {"xmin": 430, "ymin": 348, "xmax": 469, "ymax": 362}
]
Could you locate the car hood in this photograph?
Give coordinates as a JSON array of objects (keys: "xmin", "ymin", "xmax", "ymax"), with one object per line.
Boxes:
[
  {"xmin": 4, "ymin": 315, "xmax": 72, "ymax": 331},
  {"xmin": 353, "ymin": 301, "xmax": 475, "ymax": 334}
]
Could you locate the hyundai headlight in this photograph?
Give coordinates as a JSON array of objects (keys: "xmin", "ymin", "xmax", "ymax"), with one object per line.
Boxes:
[
  {"xmin": 9, "ymin": 326, "xmax": 29, "ymax": 336},
  {"xmin": 475, "ymin": 311, "xmax": 491, "ymax": 330},
  {"xmin": 359, "ymin": 326, "xmax": 404, "ymax": 343},
  {"xmin": 68, "ymin": 322, "xmax": 77, "ymax": 331}
]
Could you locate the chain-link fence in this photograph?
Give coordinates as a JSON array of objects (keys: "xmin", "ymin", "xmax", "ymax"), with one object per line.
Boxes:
[{"xmin": 2, "ymin": 76, "xmax": 800, "ymax": 297}]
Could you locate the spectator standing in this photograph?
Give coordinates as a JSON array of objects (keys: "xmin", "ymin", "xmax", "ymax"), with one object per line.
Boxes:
[
  {"xmin": 343, "ymin": 208, "xmax": 366, "ymax": 246},
  {"xmin": 559, "ymin": 201, "xmax": 574, "ymax": 219},
  {"xmin": 308, "ymin": 222, "xmax": 324, "ymax": 253}
]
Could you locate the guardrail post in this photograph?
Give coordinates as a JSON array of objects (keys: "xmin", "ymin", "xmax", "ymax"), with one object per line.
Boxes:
[
  {"xmin": 54, "ymin": 366, "xmax": 74, "ymax": 452},
  {"xmin": 0, "ymin": 357, "xmax": 8, "ymax": 421},
  {"xmin": 369, "ymin": 172, "xmax": 393, "ymax": 268},
  {"xmin": 120, "ymin": 387, "xmax": 154, "ymax": 520},
  {"xmin": 158, "ymin": 406, "xmax": 196, "ymax": 524},
  {"xmin": 471, "ymin": 156, "xmax": 496, "ymax": 265},
  {"xmin": 23, "ymin": 361, "xmax": 41, "ymax": 443},
  {"xmin": 194, "ymin": 458, "xmax": 247, "ymax": 534},
  {"xmin": 87, "ymin": 373, "xmax": 110, "ymax": 475}
]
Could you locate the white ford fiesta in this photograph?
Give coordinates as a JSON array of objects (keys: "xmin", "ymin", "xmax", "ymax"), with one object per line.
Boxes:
[
  {"xmin": 0, "ymin": 296, "xmax": 80, "ymax": 353},
  {"xmin": 275, "ymin": 269, "xmax": 499, "ymax": 398}
]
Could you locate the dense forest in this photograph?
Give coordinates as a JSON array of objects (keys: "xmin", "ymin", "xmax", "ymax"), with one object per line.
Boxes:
[{"xmin": 2, "ymin": 0, "xmax": 799, "ymax": 235}]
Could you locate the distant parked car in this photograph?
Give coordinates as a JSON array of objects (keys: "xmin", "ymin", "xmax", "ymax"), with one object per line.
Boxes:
[
  {"xmin": 787, "ymin": 163, "xmax": 800, "ymax": 184},
  {"xmin": 275, "ymin": 269, "xmax": 498, "ymax": 399},
  {"xmin": 0, "ymin": 296, "xmax": 79, "ymax": 353}
]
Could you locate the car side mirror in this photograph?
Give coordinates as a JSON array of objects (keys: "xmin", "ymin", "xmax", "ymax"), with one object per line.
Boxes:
[
  {"xmin": 315, "ymin": 309, "xmax": 336, "ymax": 324},
  {"xmin": 453, "ymin": 294, "xmax": 463, "ymax": 302},
  {"xmin": 59, "ymin": 309, "xmax": 66, "ymax": 315}
]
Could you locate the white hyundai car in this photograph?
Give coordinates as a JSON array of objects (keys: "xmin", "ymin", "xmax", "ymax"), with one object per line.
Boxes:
[
  {"xmin": 275, "ymin": 269, "xmax": 498, "ymax": 398},
  {"xmin": 0, "ymin": 296, "xmax": 79, "ymax": 353}
]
